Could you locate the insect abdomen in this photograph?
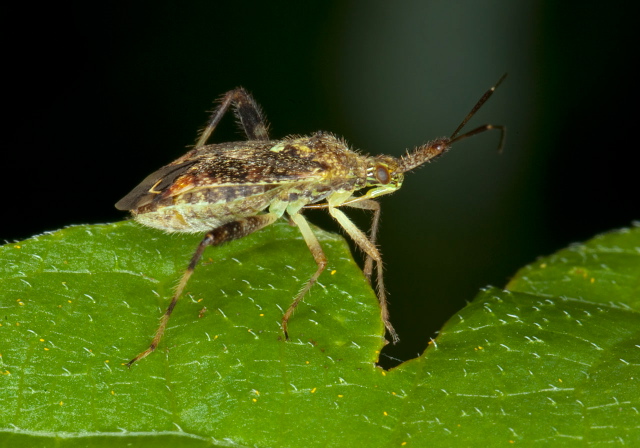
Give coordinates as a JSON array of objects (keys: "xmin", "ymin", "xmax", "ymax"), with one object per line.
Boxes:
[{"xmin": 133, "ymin": 184, "xmax": 282, "ymax": 233}]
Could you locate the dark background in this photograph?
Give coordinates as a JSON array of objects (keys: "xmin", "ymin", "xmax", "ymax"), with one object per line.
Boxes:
[{"xmin": 3, "ymin": 1, "xmax": 637, "ymax": 366}]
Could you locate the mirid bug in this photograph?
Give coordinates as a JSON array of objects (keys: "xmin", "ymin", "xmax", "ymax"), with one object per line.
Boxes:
[{"xmin": 117, "ymin": 76, "xmax": 506, "ymax": 366}]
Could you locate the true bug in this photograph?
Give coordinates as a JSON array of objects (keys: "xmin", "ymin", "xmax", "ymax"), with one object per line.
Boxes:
[{"xmin": 117, "ymin": 75, "xmax": 505, "ymax": 366}]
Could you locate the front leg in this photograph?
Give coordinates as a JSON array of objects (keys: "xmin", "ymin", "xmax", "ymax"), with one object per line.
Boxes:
[
  {"xmin": 304, "ymin": 198, "xmax": 381, "ymax": 282},
  {"xmin": 344, "ymin": 199, "xmax": 381, "ymax": 281},
  {"xmin": 328, "ymin": 206, "xmax": 399, "ymax": 344}
]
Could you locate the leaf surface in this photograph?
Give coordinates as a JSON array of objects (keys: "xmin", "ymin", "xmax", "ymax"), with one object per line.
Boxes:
[{"xmin": 1, "ymin": 222, "xmax": 638, "ymax": 447}]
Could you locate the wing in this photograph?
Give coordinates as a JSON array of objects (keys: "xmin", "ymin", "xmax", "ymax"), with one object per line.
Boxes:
[
  {"xmin": 115, "ymin": 159, "xmax": 199, "ymax": 210},
  {"xmin": 115, "ymin": 140, "xmax": 330, "ymax": 211}
]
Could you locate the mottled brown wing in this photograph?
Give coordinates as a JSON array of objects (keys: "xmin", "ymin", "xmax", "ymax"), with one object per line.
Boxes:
[
  {"xmin": 115, "ymin": 141, "xmax": 329, "ymax": 211},
  {"xmin": 115, "ymin": 159, "xmax": 199, "ymax": 210}
]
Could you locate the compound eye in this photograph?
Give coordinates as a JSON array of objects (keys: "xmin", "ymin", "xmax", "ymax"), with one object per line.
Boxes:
[{"xmin": 375, "ymin": 165, "xmax": 390, "ymax": 184}]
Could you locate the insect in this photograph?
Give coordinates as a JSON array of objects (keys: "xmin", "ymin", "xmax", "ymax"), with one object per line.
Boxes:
[{"xmin": 116, "ymin": 75, "xmax": 506, "ymax": 366}]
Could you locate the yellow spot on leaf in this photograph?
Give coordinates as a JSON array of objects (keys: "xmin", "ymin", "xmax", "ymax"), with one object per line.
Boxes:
[
  {"xmin": 331, "ymin": 270, "xmax": 337, "ymax": 275},
  {"xmin": 59, "ymin": 401, "xmax": 64, "ymax": 406},
  {"xmin": 259, "ymin": 313, "xmax": 264, "ymax": 317},
  {"xmin": 105, "ymin": 360, "xmax": 110, "ymax": 363},
  {"xmin": 338, "ymin": 394, "xmax": 343, "ymax": 398},
  {"xmin": 39, "ymin": 339, "xmax": 45, "ymax": 342},
  {"xmin": 44, "ymin": 348, "xmax": 49, "ymax": 351},
  {"xmin": 381, "ymin": 371, "xmax": 386, "ymax": 376},
  {"xmin": 539, "ymin": 263, "xmax": 546, "ymax": 268},
  {"xmin": 311, "ymin": 388, "xmax": 317, "ymax": 393},
  {"xmin": 383, "ymin": 411, "xmax": 388, "ymax": 416},
  {"xmin": 401, "ymin": 443, "xmax": 407, "ymax": 446},
  {"xmin": 111, "ymin": 390, "xmax": 115, "ymax": 395},
  {"xmin": 252, "ymin": 398, "xmax": 257, "ymax": 403},
  {"xmin": 68, "ymin": 300, "xmax": 72, "ymax": 303},
  {"xmin": 590, "ymin": 277, "xmax": 595, "ymax": 283},
  {"xmin": 14, "ymin": 245, "xmax": 21, "ymax": 249}
]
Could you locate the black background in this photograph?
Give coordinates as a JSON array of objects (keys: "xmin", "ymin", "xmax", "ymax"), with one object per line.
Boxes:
[{"xmin": 3, "ymin": 1, "xmax": 638, "ymax": 366}]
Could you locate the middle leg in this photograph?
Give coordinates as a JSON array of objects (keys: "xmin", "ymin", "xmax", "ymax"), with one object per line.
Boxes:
[{"xmin": 281, "ymin": 212, "xmax": 328, "ymax": 340}]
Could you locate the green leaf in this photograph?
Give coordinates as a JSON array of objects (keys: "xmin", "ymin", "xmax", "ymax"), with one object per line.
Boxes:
[{"xmin": 1, "ymin": 221, "xmax": 639, "ymax": 447}]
